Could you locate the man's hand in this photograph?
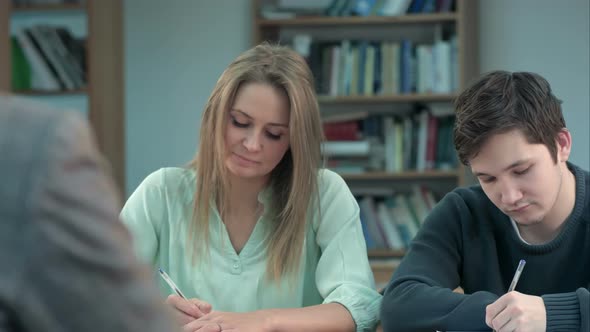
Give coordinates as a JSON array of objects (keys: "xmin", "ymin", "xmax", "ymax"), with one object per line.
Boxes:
[
  {"xmin": 486, "ymin": 291, "xmax": 546, "ymax": 332},
  {"xmin": 182, "ymin": 310, "xmax": 273, "ymax": 332}
]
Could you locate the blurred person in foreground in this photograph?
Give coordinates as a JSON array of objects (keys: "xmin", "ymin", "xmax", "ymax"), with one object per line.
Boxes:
[{"xmin": 0, "ymin": 95, "xmax": 175, "ymax": 332}]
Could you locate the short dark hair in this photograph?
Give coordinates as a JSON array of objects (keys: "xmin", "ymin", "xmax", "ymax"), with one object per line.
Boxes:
[{"xmin": 453, "ymin": 70, "xmax": 565, "ymax": 165}]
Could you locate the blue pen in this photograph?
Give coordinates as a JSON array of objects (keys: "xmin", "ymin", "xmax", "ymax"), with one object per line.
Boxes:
[{"xmin": 158, "ymin": 267, "xmax": 187, "ymax": 299}]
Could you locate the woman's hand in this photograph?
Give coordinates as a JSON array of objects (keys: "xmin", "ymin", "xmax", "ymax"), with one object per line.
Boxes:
[
  {"xmin": 165, "ymin": 294, "xmax": 213, "ymax": 325},
  {"xmin": 182, "ymin": 310, "xmax": 272, "ymax": 332}
]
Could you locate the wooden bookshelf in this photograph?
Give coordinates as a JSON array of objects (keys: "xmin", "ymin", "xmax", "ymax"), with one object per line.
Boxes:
[
  {"xmin": 13, "ymin": 88, "xmax": 88, "ymax": 95},
  {"xmin": 368, "ymin": 249, "xmax": 406, "ymax": 258},
  {"xmin": 252, "ymin": 0, "xmax": 479, "ymax": 282},
  {"xmin": 1, "ymin": 0, "xmax": 125, "ymax": 196},
  {"xmin": 12, "ymin": 3, "xmax": 85, "ymax": 12}
]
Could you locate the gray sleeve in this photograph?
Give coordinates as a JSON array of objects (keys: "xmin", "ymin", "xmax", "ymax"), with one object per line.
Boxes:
[{"xmin": 13, "ymin": 112, "xmax": 175, "ymax": 332}]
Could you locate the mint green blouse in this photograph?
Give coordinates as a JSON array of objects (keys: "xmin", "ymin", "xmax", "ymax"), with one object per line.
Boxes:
[{"xmin": 120, "ymin": 167, "xmax": 381, "ymax": 331}]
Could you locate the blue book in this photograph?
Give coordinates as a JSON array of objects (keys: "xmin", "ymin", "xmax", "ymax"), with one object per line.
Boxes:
[
  {"xmin": 408, "ymin": 0, "xmax": 426, "ymax": 13},
  {"xmin": 400, "ymin": 39, "xmax": 414, "ymax": 93},
  {"xmin": 359, "ymin": 209, "xmax": 376, "ymax": 249},
  {"xmin": 357, "ymin": 41, "xmax": 369, "ymax": 95}
]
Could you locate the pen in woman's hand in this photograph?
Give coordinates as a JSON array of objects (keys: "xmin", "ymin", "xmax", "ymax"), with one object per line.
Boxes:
[{"xmin": 158, "ymin": 267, "xmax": 187, "ymax": 299}]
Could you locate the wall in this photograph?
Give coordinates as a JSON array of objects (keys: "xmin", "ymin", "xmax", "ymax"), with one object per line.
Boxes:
[
  {"xmin": 124, "ymin": 0, "xmax": 251, "ymax": 195},
  {"xmin": 479, "ymin": 0, "xmax": 590, "ymax": 169}
]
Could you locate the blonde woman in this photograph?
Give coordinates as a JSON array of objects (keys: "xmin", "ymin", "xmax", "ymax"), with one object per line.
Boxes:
[{"xmin": 121, "ymin": 44, "xmax": 381, "ymax": 332}]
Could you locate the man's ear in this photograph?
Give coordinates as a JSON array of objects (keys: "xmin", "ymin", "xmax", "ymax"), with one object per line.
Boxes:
[{"xmin": 555, "ymin": 128, "xmax": 572, "ymax": 163}]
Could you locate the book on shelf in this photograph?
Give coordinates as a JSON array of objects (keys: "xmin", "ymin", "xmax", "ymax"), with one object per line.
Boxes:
[
  {"xmin": 11, "ymin": 36, "xmax": 32, "ymax": 90},
  {"xmin": 357, "ymin": 186, "xmax": 438, "ymax": 251},
  {"xmin": 379, "ymin": 0, "xmax": 414, "ymax": 16},
  {"xmin": 12, "ymin": 24, "xmax": 86, "ymax": 91},
  {"xmin": 387, "ymin": 195, "xmax": 420, "ymax": 245},
  {"xmin": 14, "ymin": 28, "xmax": 61, "ymax": 90},
  {"xmin": 376, "ymin": 201, "xmax": 406, "ymax": 250},
  {"xmin": 298, "ymin": 36, "xmax": 458, "ymax": 98},
  {"xmin": 322, "ymin": 140, "xmax": 372, "ymax": 157},
  {"xmin": 339, "ymin": 108, "xmax": 457, "ymax": 175}
]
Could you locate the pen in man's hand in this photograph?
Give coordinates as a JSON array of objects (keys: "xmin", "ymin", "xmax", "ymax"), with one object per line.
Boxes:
[
  {"xmin": 507, "ymin": 259, "xmax": 526, "ymax": 292},
  {"xmin": 158, "ymin": 267, "xmax": 187, "ymax": 299},
  {"xmin": 492, "ymin": 259, "xmax": 526, "ymax": 332}
]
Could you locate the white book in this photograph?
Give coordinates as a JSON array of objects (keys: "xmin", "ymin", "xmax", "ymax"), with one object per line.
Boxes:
[
  {"xmin": 377, "ymin": 202, "xmax": 405, "ymax": 250},
  {"xmin": 389, "ymin": 42, "xmax": 401, "ymax": 95},
  {"xmin": 391, "ymin": 195, "xmax": 420, "ymax": 238},
  {"xmin": 416, "ymin": 111, "xmax": 429, "ymax": 172},
  {"xmin": 379, "ymin": 0, "xmax": 413, "ymax": 16},
  {"xmin": 322, "ymin": 140, "xmax": 371, "ymax": 157},
  {"xmin": 416, "ymin": 44, "xmax": 433, "ymax": 93},
  {"xmin": 363, "ymin": 44, "xmax": 376, "ymax": 96},
  {"xmin": 30, "ymin": 26, "xmax": 75, "ymax": 90},
  {"xmin": 15, "ymin": 29, "xmax": 60, "ymax": 90},
  {"xmin": 433, "ymin": 40, "xmax": 452, "ymax": 93},
  {"xmin": 383, "ymin": 116, "xmax": 396, "ymax": 172},
  {"xmin": 340, "ymin": 40, "xmax": 352, "ymax": 96},
  {"xmin": 329, "ymin": 46, "xmax": 341, "ymax": 96},
  {"xmin": 410, "ymin": 186, "xmax": 431, "ymax": 224}
]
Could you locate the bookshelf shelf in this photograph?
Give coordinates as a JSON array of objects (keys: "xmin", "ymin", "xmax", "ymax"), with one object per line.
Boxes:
[
  {"xmin": 340, "ymin": 170, "xmax": 459, "ymax": 181},
  {"xmin": 12, "ymin": 3, "xmax": 86, "ymax": 12},
  {"xmin": 318, "ymin": 93, "xmax": 456, "ymax": 104},
  {"xmin": 368, "ymin": 249, "xmax": 406, "ymax": 258},
  {"xmin": 256, "ymin": 13, "xmax": 458, "ymax": 27},
  {"xmin": 14, "ymin": 88, "xmax": 87, "ymax": 96}
]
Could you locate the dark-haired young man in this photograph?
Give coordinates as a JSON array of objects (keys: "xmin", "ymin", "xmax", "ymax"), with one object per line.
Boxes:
[{"xmin": 380, "ymin": 71, "xmax": 589, "ymax": 332}]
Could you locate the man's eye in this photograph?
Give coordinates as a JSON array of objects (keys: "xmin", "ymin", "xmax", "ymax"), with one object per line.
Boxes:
[
  {"xmin": 480, "ymin": 177, "xmax": 495, "ymax": 184},
  {"xmin": 514, "ymin": 167, "xmax": 530, "ymax": 175}
]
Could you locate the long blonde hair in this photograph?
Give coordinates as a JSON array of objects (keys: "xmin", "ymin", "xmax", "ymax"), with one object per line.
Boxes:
[{"xmin": 188, "ymin": 43, "xmax": 323, "ymax": 281}]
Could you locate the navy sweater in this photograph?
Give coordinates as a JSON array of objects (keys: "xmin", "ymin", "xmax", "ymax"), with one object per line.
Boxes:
[{"xmin": 381, "ymin": 163, "xmax": 589, "ymax": 331}]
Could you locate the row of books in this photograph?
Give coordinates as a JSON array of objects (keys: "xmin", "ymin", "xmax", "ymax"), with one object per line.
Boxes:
[
  {"xmin": 11, "ymin": 25, "xmax": 87, "ymax": 91},
  {"xmin": 321, "ymin": 106, "xmax": 457, "ymax": 173},
  {"xmin": 301, "ymin": 36, "xmax": 458, "ymax": 97},
  {"xmin": 358, "ymin": 186, "xmax": 437, "ymax": 250},
  {"xmin": 260, "ymin": 0, "xmax": 454, "ymax": 19}
]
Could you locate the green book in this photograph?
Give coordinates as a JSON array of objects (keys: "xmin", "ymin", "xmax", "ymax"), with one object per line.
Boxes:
[{"xmin": 11, "ymin": 37, "xmax": 32, "ymax": 90}]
